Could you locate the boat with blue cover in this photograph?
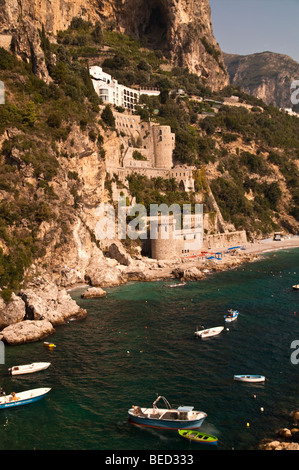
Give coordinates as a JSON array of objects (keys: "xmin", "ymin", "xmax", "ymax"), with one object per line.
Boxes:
[
  {"xmin": 234, "ymin": 375, "xmax": 265, "ymax": 383},
  {"xmin": 128, "ymin": 396, "xmax": 207, "ymax": 430},
  {"xmin": 224, "ymin": 309, "xmax": 239, "ymax": 322},
  {"xmin": 0, "ymin": 388, "xmax": 51, "ymax": 409}
]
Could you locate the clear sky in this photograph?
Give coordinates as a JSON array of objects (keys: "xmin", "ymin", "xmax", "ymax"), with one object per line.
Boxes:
[{"xmin": 210, "ymin": 0, "xmax": 299, "ymax": 62}]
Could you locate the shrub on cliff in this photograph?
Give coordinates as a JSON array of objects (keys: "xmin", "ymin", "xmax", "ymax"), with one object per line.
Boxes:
[{"xmin": 101, "ymin": 105, "xmax": 115, "ymax": 128}]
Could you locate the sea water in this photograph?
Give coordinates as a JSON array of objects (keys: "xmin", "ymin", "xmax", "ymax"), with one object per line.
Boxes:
[{"xmin": 0, "ymin": 249, "xmax": 298, "ymax": 450}]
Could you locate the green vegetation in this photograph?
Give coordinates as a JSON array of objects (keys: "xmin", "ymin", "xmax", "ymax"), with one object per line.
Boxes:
[
  {"xmin": 0, "ymin": 35, "xmax": 101, "ymax": 299},
  {"xmin": 126, "ymin": 174, "xmax": 196, "ymax": 213},
  {"xmin": 0, "ymin": 20, "xmax": 298, "ymax": 299}
]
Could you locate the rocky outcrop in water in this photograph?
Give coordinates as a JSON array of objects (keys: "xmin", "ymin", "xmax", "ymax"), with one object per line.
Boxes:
[
  {"xmin": 0, "ymin": 278, "xmax": 86, "ymax": 345},
  {"xmin": 81, "ymin": 287, "xmax": 106, "ymax": 299},
  {"xmin": 259, "ymin": 409, "xmax": 299, "ymax": 450},
  {"xmin": 0, "ymin": 320, "xmax": 55, "ymax": 346}
]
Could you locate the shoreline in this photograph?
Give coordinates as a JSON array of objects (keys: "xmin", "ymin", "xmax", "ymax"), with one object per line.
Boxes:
[
  {"xmin": 74, "ymin": 236, "xmax": 299, "ymax": 292},
  {"xmin": 1, "ymin": 237, "xmax": 298, "ymax": 346},
  {"xmin": 239, "ymin": 236, "xmax": 299, "ymax": 256}
]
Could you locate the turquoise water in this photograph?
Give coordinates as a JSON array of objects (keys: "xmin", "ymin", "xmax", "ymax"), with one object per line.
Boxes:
[{"xmin": 0, "ymin": 249, "xmax": 298, "ymax": 450}]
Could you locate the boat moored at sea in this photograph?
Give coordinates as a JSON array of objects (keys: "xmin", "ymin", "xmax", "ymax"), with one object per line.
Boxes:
[
  {"xmin": 128, "ymin": 396, "xmax": 207, "ymax": 429},
  {"xmin": 224, "ymin": 309, "xmax": 239, "ymax": 322},
  {"xmin": 178, "ymin": 429, "xmax": 218, "ymax": 445},
  {"xmin": 168, "ymin": 282, "xmax": 186, "ymax": 288},
  {"xmin": 0, "ymin": 388, "xmax": 51, "ymax": 409},
  {"xmin": 234, "ymin": 375, "xmax": 265, "ymax": 383},
  {"xmin": 194, "ymin": 326, "xmax": 224, "ymax": 339},
  {"xmin": 44, "ymin": 342, "xmax": 56, "ymax": 349},
  {"xmin": 8, "ymin": 362, "xmax": 51, "ymax": 376},
  {"xmin": 293, "ymin": 284, "xmax": 299, "ymax": 290}
]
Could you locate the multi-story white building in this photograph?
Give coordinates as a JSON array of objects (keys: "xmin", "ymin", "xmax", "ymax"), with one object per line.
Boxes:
[{"xmin": 90, "ymin": 66, "xmax": 160, "ymax": 110}]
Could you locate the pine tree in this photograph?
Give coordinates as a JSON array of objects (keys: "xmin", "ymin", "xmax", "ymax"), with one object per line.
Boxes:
[{"xmin": 101, "ymin": 105, "xmax": 115, "ymax": 127}]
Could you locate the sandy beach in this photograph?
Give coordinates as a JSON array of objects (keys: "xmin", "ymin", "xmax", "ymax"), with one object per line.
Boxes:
[
  {"xmin": 243, "ymin": 236, "xmax": 299, "ymax": 255},
  {"xmin": 137, "ymin": 235, "xmax": 299, "ymax": 283}
]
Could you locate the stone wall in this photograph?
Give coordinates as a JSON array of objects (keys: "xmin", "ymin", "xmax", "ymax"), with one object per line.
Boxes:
[
  {"xmin": 202, "ymin": 231, "xmax": 248, "ymax": 251},
  {"xmin": 150, "ymin": 227, "xmax": 247, "ymax": 260}
]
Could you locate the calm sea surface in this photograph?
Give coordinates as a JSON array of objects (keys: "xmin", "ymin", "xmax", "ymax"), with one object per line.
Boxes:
[{"xmin": 0, "ymin": 248, "xmax": 298, "ymax": 450}]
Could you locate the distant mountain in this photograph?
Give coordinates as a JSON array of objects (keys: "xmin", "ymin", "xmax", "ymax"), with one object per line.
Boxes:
[{"xmin": 223, "ymin": 51, "xmax": 299, "ymax": 109}]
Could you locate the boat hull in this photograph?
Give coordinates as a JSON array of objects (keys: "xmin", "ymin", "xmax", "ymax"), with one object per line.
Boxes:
[
  {"xmin": 0, "ymin": 388, "xmax": 51, "ymax": 409},
  {"xmin": 195, "ymin": 326, "xmax": 224, "ymax": 338},
  {"xmin": 224, "ymin": 311, "xmax": 239, "ymax": 322},
  {"xmin": 9, "ymin": 362, "xmax": 51, "ymax": 376},
  {"xmin": 234, "ymin": 375, "xmax": 265, "ymax": 383},
  {"xmin": 128, "ymin": 411, "xmax": 206, "ymax": 430},
  {"xmin": 178, "ymin": 429, "xmax": 218, "ymax": 445}
]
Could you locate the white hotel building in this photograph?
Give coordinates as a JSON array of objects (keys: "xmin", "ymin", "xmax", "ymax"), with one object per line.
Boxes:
[{"xmin": 90, "ymin": 66, "xmax": 160, "ymax": 110}]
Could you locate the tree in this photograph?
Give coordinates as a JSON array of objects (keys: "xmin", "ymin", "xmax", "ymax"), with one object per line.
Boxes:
[
  {"xmin": 101, "ymin": 105, "xmax": 115, "ymax": 127},
  {"xmin": 92, "ymin": 22, "xmax": 103, "ymax": 44},
  {"xmin": 22, "ymin": 101, "xmax": 38, "ymax": 127}
]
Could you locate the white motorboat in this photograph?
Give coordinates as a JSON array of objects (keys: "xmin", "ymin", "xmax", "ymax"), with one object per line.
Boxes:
[
  {"xmin": 234, "ymin": 375, "xmax": 266, "ymax": 383},
  {"xmin": 128, "ymin": 396, "xmax": 207, "ymax": 429},
  {"xmin": 292, "ymin": 284, "xmax": 299, "ymax": 291},
  {"xmin": 168, "ymin": 282, "xmax": 186, "ymax": 288},
  {"xmin": 0, "ymin": 388, "xmax": 51, "ymax": 409},
  {"xmin": 8, "ymin": 362, "xmax": 51, "ymax": 376},
  {"xmin": 194, "ymin": 326, "xmax": 224, "ymax": 339}
]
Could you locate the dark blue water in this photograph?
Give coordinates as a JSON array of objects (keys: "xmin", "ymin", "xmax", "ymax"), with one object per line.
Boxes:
[{"xmin": 0, "ymin": 249, "xmax": 298, "ymax": 450}]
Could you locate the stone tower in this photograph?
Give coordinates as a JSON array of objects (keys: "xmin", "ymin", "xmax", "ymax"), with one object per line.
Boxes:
[{"xmin": 152, "ymin": 125, "xmax": 175, "ymax": 169}]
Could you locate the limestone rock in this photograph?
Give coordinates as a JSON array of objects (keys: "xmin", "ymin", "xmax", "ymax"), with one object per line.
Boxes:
[
  {"xmin": 0, "ymin": 293, "xmax": 26, "ymax": 330},
  {"xmin": 81, "ymin": 287, "xmax": 106, "ymax": 299},
  {"xmin": 11, "ymin": 19, "xmax": 52, "ymax": 84},
  {"xmin": 290, "ymin": 410, "xmax": 299, "ymax": 424},
  {"xmin": 85, "ymin": 265, "xmax": 127, "ymax": 288},
  {"xmin": 20, "ymin": 280, "xmax": 87, "ymax": 326},
  {"xmin": 0, "ymin": 0, "xmax": 228, "ymax": 90},
  {"xmin": 108, "ymin": 243, "xmax": 133, "ymax": 266},
  {"xmin": 173, "ymin": 266, "xmax": 204, "ymax": 281},
  {"xmin": 0, "ymin": 320, "xmax": 55, "ymax": 345},
  {"xmin": 278, "ymin": 428, "xmax": 292, "ymax": 439}
]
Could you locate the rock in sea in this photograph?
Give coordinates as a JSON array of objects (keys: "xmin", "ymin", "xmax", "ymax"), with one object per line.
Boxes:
[
  {"xmin": 0, "ymin": 320, "xmax": 55, "ymax": 345},
  {"xmin": 81, "ymin": 287, "xmax": 106, "ymax": 299}
]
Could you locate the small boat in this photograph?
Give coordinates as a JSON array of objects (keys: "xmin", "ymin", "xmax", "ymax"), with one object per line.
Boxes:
[
  {"xmin": 168, "ymin": 282, "xmax": 186, "ymax": 288},
  {"xmin": 0, "ymin": 388, "xmax": 51, "ymax": 410},
  {"xmin": 224, "ymin": 309, "xmax": 239, "ymax": 322},
  {"xmin": 194, "ymin": 326, "xmax": 224, "ymax": 339},
  {"xmin": 44, "ymin": 342, "xmax": 56, "ymax": 349},
  {"xmin": 178, "ymin": 429, "xmax": 218, "ymax": 445},
  {"xmin": 234, "ymin": 375, "xmax": 265, "ymax": 383},
  {"xmin": 8, "ymin": 362, "xmax": 51, "ymax": 376},
  {"xmin": 128, "ymin": 396, "xmax": 207, "ymax": 430},
  {"xmin": 293, "ymin": 284, "xmax": 299, "ymax": 291}
]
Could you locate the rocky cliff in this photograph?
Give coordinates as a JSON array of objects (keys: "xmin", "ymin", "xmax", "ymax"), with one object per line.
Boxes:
[
  {"xmin": 0, "ymin": 0, "xmax": 228, "ymax": 90},
  {"xmin": 224, "ymin": 51, "xmax": 299, "ymax": 108}
]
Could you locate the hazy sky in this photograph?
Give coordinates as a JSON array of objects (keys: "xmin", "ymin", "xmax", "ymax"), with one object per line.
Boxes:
[{"xmin": 210, "ymin": 0, "xmax": 299, "ymax": 62}]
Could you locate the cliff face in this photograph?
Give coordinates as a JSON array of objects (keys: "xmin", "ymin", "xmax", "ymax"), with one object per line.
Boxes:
[
  {"xmin": 224, "ymin": 51, "xmax": 299, "ymax": 108},
  {"xmin": 0, "ymin": 0, "xmax": 228, "ymax": 90},
  {"xmin": 114, "ymin": 0, "xmax": 229, "ymax": 90}
]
